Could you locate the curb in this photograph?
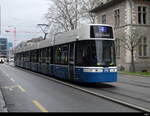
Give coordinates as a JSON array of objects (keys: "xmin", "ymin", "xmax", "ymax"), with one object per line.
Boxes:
[
  {"xmin": 0, "ymin": 65, "xmax": 8, "ymax": 112},
  {"xmin": 119, "ymin": 72, "xmax": 150, "ymax": 78},
  {"xmin": 0, "ymin": 88, "xmax": 8, "ymax": 112}
]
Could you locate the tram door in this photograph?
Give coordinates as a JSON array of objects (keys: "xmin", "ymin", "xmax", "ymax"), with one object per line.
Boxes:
[{"xmin": 68, "ymin": 43, "xmax": 75, "ymax": 80}]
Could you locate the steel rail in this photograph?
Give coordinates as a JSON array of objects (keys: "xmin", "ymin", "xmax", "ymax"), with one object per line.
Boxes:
[{"xmin": 7, "ymin": 64, "xmax": 150, "ymax": 113}]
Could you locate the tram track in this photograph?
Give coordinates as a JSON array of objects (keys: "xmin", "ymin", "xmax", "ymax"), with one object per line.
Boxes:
[
  {"xmin": 4, "ymin": 64, "xmax": 150, "ymax": 112},
  {"xmin": 118, "ymin": 80, "xmax": 150, "ymax": 89},
  {"xmin": 94, "ymin": 86, "xmax": 150, "ymax": 108},
  {"xmin": 33, "ymin": 74, "xmax": 150, "ymax": 112},
  {"xmin": 83, "ymin": 82, "xmax": 150, "ymax": 104},
  {"xmin": 118, "ymin": 74, "xmax": 150, "ymax": 88}
]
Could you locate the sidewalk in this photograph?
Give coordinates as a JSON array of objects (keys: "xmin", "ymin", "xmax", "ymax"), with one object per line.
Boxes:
[
  {"xmin": 0, "ymin": 89, "xmax": 8, "ymax": 112},
  {"xmin": 0, "ymin": 66, "xmax": 8, "ymax": 112}
]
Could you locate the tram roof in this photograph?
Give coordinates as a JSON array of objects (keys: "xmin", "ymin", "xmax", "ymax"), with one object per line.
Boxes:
[
  {"xmin": 53, "ymin": 24, "xmax": 113, "ymax": 45},
  {"xmin": 14, "ymin": 24, "xmax": 113, "ymax": 53}
]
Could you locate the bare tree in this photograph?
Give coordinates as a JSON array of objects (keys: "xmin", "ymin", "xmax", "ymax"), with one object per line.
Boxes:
[
  {"xmin": 46, "ymin": 0, "xmax": 82, "ymax": 32},
  {"xmin": 80, "ymin": 0, "xmax": 103, "ymax": 24},
  {"xmin": 46, "ymin": 0, "xmax": 104, "ymax": 33},
  {"xmin": 119, "ymin": 30, "xmax": 144, "ymax": 72}
]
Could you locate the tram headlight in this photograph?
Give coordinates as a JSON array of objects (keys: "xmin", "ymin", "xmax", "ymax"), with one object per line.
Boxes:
[
  {"xmin": 96, "ymin": 69, "xmax": 103, "ymax": 72},
  {"xmin": 84, "ymin": 69, "xmax": 103, "ymax": 72},
  {"xmin": 110, "ymin": 68, "xmax": 117, "ymax": 72}
]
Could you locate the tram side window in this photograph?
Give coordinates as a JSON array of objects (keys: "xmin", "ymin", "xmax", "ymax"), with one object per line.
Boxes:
[
  {"xmin": 22, "ymin": 53, "xmax": 25, "ymax": 61},
  {"xmin": 18, "ymin": 54, "xmax": 20, "ymax": 61},
  {"xmin": 21, "ymin": 53, "xmax": 24, "ymax": 61},
  {"xmin": 41, "ymin": 49, "xmax": 43, "ymax": 63},
  {"xmin": 40, "ymin": 49, "xmax": 44, "ymax": 63},
  {"xmin": 21, "ymin": 54, "xmax": 23, "ymax": 61},
  {"xmin": 27, "ymin": 52, "xmax": 30, "ymax": 62},
  {"xmin": 16, "ymin": 54, "xmax": 18, "ymax": 61},
  {"xmin": 61, "ymin": 45, "xmax": 68, "ymax": 65},
  {"xmin": 45, "ymin": 48, "xmax": 50, "ymax": 63},
  {"xmin": 30, "ymin": 51, "xmax": 33, "ymax": 62},
  {"xmin": 76, "ymin": 42, "xmax": 89, "ymax": 66},
  {"xmin": 54, "ymin": 45, "xmax": 68, "ymax": 65},
  {"xmin": 17, "ymin": 54, "xmax": 20, "ymax": 61},
  {"xmin": 24, "ymin": 52, "xmax": 29, "ymax": 62},
  {"xmin": 19, "ymin": 54, "xmax": 21, "ymax": 61},
  {"xmin": 24, "ymin": 52, "xmax": 26, "ymax": 62},
  {"xmin": 39, "ymin": 50, "xmax": 42, "ymax": 63},
  {"xmin": 54, "ymin": 46, "xmax": 61, "ymax": 64},
  {"xmin": 20, "ymin": 53, "xmax": 22, "ymax": 61},
  {"xmin": 20, "ymin": 54, "xmax": 22, "ymax": 61},
  {"xmin": 39, "ymin": 49, "xmax": 44, "ymax": 63},
  {"xmin": 31, "ymin": 50, "xmax": 37, "ymax": 63},
  {"xmin": 69, "ymin": 43, "xmax": 74, "ymax": 62},
  {"xmin": 17, "ymin": 54, "xmax": 19, "ymax": 61},
  {"xmin": 41, "ymin": 48, "xmax": 47, "ymax": 63},
  {"xmin": 33, "ymin": 51, "xmax": 35, "ymax": 62},
  {"xmin": 33, "ymin": 50, "xmax": 38, "ymax": 63},
  {"xmin": 36, "ymin": 50, "xmax": 40, "ymax": 63},
  {"xmin": 44, "ymin": 48, "xmax": 47, "ymax": 63}
]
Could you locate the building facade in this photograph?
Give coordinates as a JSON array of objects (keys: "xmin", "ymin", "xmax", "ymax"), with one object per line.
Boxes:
[
  {"xmin": 0, "ymin": 38, "xmax": 8, "ymax": 58},
  {"xmin": 91, "ymin": 0, "xmax": 150, "ymax": 72}
]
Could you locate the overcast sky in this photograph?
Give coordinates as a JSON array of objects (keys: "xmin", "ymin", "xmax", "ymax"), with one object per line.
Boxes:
[{"xmin": 0, "ymin": 0, "xmax": 50, "ymax": 45}]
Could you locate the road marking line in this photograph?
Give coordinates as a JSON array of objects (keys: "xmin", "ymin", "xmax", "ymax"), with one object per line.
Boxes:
[
  {"xmin": 1, "ymin": 85, "xmax": 26, "ymax": 93},
  {"xmin": 37, "ymin": 74, "xmax": 150, "ymax": 112},
  {"xmin": 32, "ymin": 100, "xmax": 48, "ymax": 112},
  {"xmin": 17, "ymin": 85, "xmax": 26, "ymax": 92},
  {"xmin": 1, "ymin": 85, "xmax": 18, "ymax": 89},
  {"xmin": 13, "ymin": 65, "xmax": 150, "ymax": 112}
]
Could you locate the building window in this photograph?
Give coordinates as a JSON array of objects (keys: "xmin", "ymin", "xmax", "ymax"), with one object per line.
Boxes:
[
  {"xmin": 114, "ymin": 9, "xmax": 120, "ymax": 27},
  {"xmin": 139, "ymin": 37, "xmax": 148, "ymax": 57},
  {"xmin": 138, "ymin": 6, "xmax": 147, "ymax": 24},
  {"xmin": 102, "ymin": 15, "xmax": 106, "ymax": 24},
  {"xmin": 116, "ymin": 38, "xmax": 121, "ymax": 57}
]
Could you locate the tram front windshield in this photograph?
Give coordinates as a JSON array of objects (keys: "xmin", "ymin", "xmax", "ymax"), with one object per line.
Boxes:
[{"xmin": 76, "ymin": 40, "xmax": 116, "ymax": 67}]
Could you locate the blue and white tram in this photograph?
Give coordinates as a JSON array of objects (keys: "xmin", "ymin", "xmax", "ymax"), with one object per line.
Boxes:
[{"xmin": 14, "ymin": 24, "xmax": 117, "ymax": 83}]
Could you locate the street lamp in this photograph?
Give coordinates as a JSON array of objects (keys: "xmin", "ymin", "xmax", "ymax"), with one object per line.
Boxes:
[
  {"xmin": 5, "ymin": 26, "xmax": 17, "ymax": 60},
  {"xmin": 5, "ymin": 26, "xmax": 16, "ymax": 48},
  {"xmin": 37, "ymin": 24, "xmax": 49, "ymax": 40}
]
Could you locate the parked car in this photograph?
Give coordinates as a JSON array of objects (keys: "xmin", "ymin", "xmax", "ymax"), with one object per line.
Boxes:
[{"xmin": 9, "ymin": 58, "xmax": 14, "ymax": 62}]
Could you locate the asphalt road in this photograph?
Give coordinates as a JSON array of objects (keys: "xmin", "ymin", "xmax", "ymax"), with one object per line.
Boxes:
[
  {"xmin": 0, "ymin": 64, "xmax": 139, "ymax": 112},
  {"xmin": 79, "ymin": 74, "xmax": 150, "ymax": 111}
]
